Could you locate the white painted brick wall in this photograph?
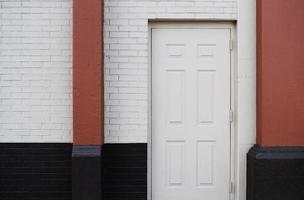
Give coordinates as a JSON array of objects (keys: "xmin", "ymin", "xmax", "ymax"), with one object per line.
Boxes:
[
  {"xmin": 104, "ymin": 0, "xmax": 238, "ymax": 143},
  {"xmin": 0, "ymin": 0, "xmax": 72, "ymax": 142}
]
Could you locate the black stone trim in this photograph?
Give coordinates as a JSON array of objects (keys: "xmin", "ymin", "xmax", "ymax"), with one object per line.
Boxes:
[
  {"xmin": 0, "ymin": 143, "xmax": 72, "ymax": 200},
  {"xmin": 72, "ymin": 145, "xmax": 101, "ymax": 157},
  {"xmin": 102, "ymin": 143, "xmax": 147, "ymax": 200},
  {"xmin": 247, "ymin": 145, "xmax": 304, "ymax": 200},
  {"xmin": 248, "ymin": 144, "xmax": 304, "ymax": 159},
  {"xmin": 72, "ymin": 145, "xmax": 102, "ymax": 200}
]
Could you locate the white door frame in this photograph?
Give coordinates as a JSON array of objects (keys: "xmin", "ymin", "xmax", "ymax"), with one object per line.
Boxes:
[{"xmin": 147, "ymin": 21, "xmax": 237, "ymax": 200}]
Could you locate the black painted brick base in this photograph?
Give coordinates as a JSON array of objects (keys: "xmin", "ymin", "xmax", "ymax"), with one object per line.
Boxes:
[
  {"xmin": 0, "ymin": 143, "xmax": 72, "ymax": 200},
  {"xmin": 102, "ymin": 143, "xmax": 147, "ymax": 200},
  {"xmin": 0, "ymin": 143, "xmax": 148, "ymax": 200},
  {"xmin": 247, "ymin": 145, "xmax": 304, "ymax": 200}
]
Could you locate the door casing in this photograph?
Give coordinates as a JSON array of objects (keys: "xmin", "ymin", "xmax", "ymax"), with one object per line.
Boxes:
[{"xmin": 147, "ymin": 21, "xmax": 237, "ymax": 200}]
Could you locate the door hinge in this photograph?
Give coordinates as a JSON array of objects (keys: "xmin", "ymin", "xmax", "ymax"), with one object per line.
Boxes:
[
  {"xmin": 229, "ymin": 110, "xmax": 234, "ymax": 123},
  {"xmin": 229, "ymin": 181, "xmax": 234, "ymax": 194},
  {"xmin": 229, "ymin": 39, "xmax": 233, "ymax": 51}
]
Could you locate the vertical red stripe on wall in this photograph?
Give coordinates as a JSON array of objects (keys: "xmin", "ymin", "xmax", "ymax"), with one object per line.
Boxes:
[
  {"xmin": 73, "ymin": 0, "xmax": 104, "ymax": 145},
  {"xmin": 257, "ymin": 0, "xmax": 304, "ymax": 146}
]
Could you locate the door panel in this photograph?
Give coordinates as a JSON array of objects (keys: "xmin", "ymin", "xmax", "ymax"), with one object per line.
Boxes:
[{"xmin": 152, "ymin": 27, "xmax": 231, "ymax": 200}]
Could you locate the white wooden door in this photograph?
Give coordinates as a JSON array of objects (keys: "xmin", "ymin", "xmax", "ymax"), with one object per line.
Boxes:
[{"xmin": 152, "ymin": 27, "xmax": 231, "ymax": 200}]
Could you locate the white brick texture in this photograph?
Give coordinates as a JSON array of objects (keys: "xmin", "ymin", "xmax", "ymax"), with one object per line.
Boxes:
[
  {"xmin": 104, "ymin": 0, "xmax": 237, "ymax": 143},
  {"xmin": 0, "ymin": 0, "xmax": 72, "ymax": 142}
]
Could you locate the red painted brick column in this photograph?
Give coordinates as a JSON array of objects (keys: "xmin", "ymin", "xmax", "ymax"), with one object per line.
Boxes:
[
  {"xmin": 257, "ymin": 0, "xmax": 304, "ymax": 147},
  {"xmin": 73, "ymin": 0, "xmax": 104, "ymax": 145},
  {"xmin": 72, "ymin": 1, "xmax": 104, "ymax": 199}
]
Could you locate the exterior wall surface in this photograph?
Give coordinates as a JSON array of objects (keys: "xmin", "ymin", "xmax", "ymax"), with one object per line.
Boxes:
[
  {"xmin": 0, "ymin": 1, "xmax": 258, "ymax": 199},
  {"xmin": 257, "ymin": 0, "xmax": 304, "ymax": 147},
  {"xmin": 0, "ymin": 0, "xmax": 72, "ymax": 142}
]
